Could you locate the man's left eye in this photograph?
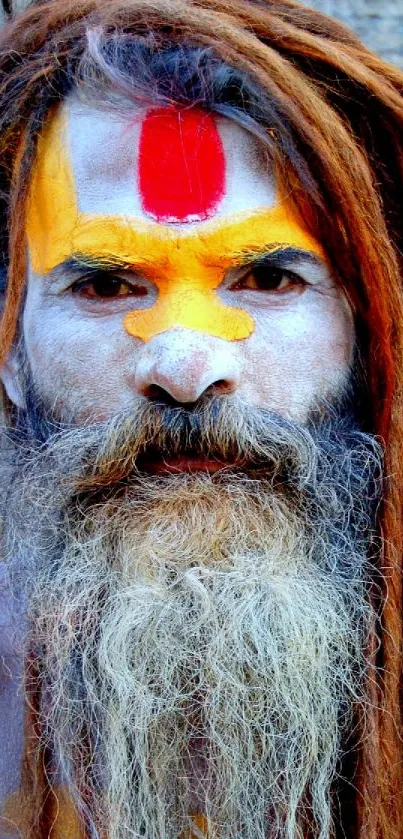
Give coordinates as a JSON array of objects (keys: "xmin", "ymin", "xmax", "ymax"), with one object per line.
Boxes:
[
  {"xmin": 72, "ymin": 272, "xmax": 148, "ymax": 299},
  {"xmin": 230, "ymin": 265, "xmax": 306, "ymax": 293}
]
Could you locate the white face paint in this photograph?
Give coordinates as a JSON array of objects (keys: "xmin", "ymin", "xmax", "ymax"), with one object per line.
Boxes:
[
  {"xmin": 3, "ymin": 94, "xmax": 354, "ymax": 424},
  {"xmin": 67, "ymin": 99, "xmax": 276, "ymax": 221}
]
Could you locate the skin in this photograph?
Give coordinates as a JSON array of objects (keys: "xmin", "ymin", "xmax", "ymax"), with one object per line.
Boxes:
[{"xmin": 2, "ymin": 95, "xmax": 354, "ymax": 424}]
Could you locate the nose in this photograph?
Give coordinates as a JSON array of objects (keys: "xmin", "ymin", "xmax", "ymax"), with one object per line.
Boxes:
[{"xmin": 134, "ymin": 330, "xmax": 240, "ymax": 404}]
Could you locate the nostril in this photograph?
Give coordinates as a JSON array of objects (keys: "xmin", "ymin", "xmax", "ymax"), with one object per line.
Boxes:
[
  {"xmin": 144, "ymin": 384, "xmax": 174, "ymax": 403},
  {"xmin": 207, "ymin": 379, "xmax": 235, "ymax": 395},
  {"xmin": 144, "ymin": 384, "xmax": 194, "ymax": 407}
]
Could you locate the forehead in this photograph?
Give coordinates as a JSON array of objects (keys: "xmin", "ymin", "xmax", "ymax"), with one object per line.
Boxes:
[{"xmin": 66, "ymin": 95, "xmax": 276, "ymax": 222}]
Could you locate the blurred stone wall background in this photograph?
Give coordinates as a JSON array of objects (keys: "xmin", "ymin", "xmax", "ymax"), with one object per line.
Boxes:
[
  {"xmin": 301, "ymin": 0, "xmax": 403, "ymax": 68},
  {"xmin": 1, "ymin": 0, "xmax": 403, "ymax": 69}
]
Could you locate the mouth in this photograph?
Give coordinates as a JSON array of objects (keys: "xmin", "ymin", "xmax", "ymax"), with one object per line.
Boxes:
[{"xmin": 136, "ymin": 453, "xmax": 237, "ymax": 474}]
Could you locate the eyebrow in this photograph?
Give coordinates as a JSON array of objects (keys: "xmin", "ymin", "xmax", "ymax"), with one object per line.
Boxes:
[
  {"xmin": 239, "ymin": 246, "xmax": 325, "ymax": 269},
  {"xmin": 51, "ymin": 246, "xmax": 324, "ymax": 279},
  {"xmin": 53, "ymin": 255, "xmax": 135, "ymax": 276}
]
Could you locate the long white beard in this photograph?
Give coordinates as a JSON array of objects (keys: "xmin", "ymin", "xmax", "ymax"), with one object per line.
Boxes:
[{"xmin": 6, "ymin": 397, "xmax": 381, "ymax": 839}]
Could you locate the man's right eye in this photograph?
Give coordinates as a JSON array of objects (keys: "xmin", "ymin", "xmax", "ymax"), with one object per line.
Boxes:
[{"xmin": 71, "ymin": 272, "xmax": 148, "ymax": 299}]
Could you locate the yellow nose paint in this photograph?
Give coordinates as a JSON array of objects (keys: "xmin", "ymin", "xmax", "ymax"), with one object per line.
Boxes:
[{"xmin": 26, "ymin": 108, "xmax": 323, "ymax": 343}]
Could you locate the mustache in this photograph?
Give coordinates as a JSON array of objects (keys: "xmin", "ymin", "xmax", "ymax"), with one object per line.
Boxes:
[
  {"xmin": 15, "ymin": 394, "xmax": 356, "ymax": 492},
  {"xmin": 90, "ymin": 397, "xmax": 315, "ymax": 480},
  {"xmin": 10, "ymin": 393, "xmax": 382, "ymax": 527}
]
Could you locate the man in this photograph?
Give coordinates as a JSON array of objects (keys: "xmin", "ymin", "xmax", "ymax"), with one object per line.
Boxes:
[{"xmin": 0, "ymin": 0, "xmax": 402, "ymax": 837}]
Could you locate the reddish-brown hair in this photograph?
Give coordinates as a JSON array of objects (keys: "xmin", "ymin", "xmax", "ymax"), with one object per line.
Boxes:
[{"xmin": 0, "ymin": 1, "xmax": 403, "ymax": 836}]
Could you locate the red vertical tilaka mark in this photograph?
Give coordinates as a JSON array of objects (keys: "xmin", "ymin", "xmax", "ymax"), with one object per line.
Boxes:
[{"xmin": 138, "ymin": 108, "xmax": 226, "ymax": 223}]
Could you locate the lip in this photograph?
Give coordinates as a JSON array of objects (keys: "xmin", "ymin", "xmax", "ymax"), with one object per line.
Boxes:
[{"xmin": 138, "ymin": 454, "xmax": 232, "ymax": 474}]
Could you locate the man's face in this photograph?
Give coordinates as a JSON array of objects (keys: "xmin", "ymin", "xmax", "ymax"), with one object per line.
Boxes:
[{"xmin": 4, "ymin": 94, "xmax": 354, "ymax": 425}]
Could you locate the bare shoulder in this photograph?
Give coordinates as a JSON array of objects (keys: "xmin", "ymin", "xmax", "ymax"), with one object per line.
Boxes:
[{"xmin": 0, "ymin": 562, "xmax": 26, "ymax": 839}]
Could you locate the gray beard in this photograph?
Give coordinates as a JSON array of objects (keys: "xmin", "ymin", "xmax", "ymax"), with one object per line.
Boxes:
[{"xmin": 4, "ymin": 395, "xmax": 382, "ymax": 839}]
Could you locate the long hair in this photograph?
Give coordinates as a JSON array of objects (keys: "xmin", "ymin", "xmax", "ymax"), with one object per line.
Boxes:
[{"xmin": 0, "ymin": 1, "xmax": 402, "ymax": 836}]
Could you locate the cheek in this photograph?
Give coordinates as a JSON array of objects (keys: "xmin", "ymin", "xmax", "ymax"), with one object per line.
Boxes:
[
  {"xmin": 22, "ymin": 301, "xmax": 139, "ymax": 421},
  {"xmin": 239, "ymin": 294, "xmax": 354, "ymax": 419}
]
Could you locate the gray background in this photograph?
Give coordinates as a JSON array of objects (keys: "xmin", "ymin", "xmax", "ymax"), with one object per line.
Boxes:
[
  {"xmin": 301, "ymin": 0, "xmax": 403, "ymax": 68},
  {"xmin": 1, "ymin": 0, "xmax": 403, "ymax": 68}
]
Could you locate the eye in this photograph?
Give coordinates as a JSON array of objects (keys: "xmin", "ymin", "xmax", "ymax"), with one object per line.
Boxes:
[
  {"xmin": 231, "ymin": 264, "xmax": 306, "ymax": 293},
  {"xmin": 71, "ymin": 271, "xmax": 148, "ymax": 299}
]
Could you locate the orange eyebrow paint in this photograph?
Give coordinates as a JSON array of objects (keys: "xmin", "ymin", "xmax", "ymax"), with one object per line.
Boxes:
[{"xmin": 26, "ymin": 107, "xmax": 324, "ymax": 343}]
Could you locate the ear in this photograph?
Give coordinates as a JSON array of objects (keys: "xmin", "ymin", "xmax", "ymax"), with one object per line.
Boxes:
[
  {"xmin": 0, "ymin": 264, "xmax": 26, "ymax": 409},
  {"xmin": 0, "ymin": 347, "xmax": 26, "ymax": 409}
]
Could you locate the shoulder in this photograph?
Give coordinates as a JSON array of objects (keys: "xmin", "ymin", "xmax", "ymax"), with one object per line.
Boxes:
[{"xmin": 0, "ymin": 562, "xmax": 26, "ymax": 839}]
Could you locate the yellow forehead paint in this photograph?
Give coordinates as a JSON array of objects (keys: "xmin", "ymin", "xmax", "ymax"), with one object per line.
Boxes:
[{"xmin": 26, "ymin": 109, "xmax": 324, "ymax": 343}]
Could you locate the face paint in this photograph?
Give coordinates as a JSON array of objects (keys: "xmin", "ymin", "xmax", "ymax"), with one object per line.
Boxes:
[
  {"xmin": 138, "ymin": 108, "xmax": 226, "ymax": 223},
  {"xmin": 26, "ymin": 106, "xmax": 323, "ymax": 343}
]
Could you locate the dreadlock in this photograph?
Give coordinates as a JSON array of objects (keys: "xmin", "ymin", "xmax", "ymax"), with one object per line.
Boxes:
[{"xmin": 0, "ymin": 1, "xmax": 402, "ymax": 837}]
